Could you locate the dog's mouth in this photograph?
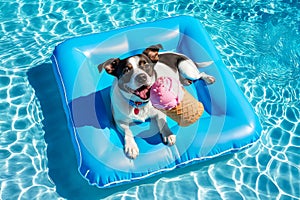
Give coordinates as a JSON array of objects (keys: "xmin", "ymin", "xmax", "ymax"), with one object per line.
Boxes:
[{"xmin": 133, "ymin": 85, "xmax": 151, "ymax": 100}]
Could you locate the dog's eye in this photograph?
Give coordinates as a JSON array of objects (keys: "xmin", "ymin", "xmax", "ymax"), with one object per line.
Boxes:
[
  {"xmin": 123, "ymin": 66, "xmax": 131, "ymax": 74},
  {"xmin": 123, "ymin": 68, "xmax": 129, "ymax": 73},
  {"xmin": 139, "ymin": 60, "xmax": 146, "ymax": 66}
]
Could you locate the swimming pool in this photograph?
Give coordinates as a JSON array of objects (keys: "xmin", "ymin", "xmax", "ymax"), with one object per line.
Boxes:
[{"xmin": 0, "ymin": 0, "xmax": 299, "ymax": 199}]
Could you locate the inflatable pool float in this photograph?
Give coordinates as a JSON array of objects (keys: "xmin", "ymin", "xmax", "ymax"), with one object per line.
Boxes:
[{"xmin": 51, "ymin": 16, "xmax": 262, "ymax": 188}]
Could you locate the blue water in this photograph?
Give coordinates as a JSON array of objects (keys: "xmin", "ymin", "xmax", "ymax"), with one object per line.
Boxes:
[{"xmin": 0, "ymin": 0, "xmax": 299, "ymax": 199}]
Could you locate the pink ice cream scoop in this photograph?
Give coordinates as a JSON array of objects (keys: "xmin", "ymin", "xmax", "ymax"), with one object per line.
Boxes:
[{"xmin": 150, "ymin": 77, "xmax": 184, "ymax": 110}]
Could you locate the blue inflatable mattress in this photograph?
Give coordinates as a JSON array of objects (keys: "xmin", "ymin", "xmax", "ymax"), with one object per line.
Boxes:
[{"xmin": 50, "ymin": 16, "xmax": 262, "ymax": 188}]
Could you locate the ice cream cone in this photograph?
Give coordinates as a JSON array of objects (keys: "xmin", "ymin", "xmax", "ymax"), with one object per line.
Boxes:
[
  {"xmin": 150, "ymin": 76, "xmax": 204, "ymax": 126},
  {"xmin": 159, "ymin": 88, "xmax": 204, "ymax": 126}
]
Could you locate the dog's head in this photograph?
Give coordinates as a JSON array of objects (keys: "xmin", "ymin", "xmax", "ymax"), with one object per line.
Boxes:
[{"xmin": 98, "ymin": 45, "xmax": 163, "ymax": 101}]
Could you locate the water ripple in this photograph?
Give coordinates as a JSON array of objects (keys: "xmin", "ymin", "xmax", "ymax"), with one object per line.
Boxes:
[{"xmin": 0, "ymin": 0, "xmax": 300, "ymax": 199}]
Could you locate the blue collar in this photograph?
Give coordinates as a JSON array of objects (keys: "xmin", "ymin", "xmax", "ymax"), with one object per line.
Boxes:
[{"xmin": 128, "ymin": 100, "xmax": 149, "ymax": 108}]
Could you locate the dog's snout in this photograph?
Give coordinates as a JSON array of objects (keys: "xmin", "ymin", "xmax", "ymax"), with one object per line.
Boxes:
[{"xmin": 135, "ymin": 73, "xmax": 148, "ymax": 83}]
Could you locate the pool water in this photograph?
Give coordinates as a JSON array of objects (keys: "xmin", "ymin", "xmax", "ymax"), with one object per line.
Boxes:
[{"xmin": 0, "ymin": 0, "xmax": 299, "ymax": 200}]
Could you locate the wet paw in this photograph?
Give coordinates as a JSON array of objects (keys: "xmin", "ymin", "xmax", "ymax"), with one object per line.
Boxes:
[
  {"xmin": 124, "ymin": 139, "xmax": 139, "ymax": 159},
  {"xmin": 162, "ymin": 134, "xmax": 176, "ymax": 146}
]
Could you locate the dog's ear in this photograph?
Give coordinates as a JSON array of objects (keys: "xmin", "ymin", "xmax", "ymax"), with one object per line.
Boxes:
[
  {"xmin": 143, "ymin": 44, "xmax": 163, "ymax": 54},
  {"xmin": 97, "ymin": 58, "xmax": 120, "ymax": 76},
  {"xmin": 149, "ymin": 44, "xmax": 163, "ymax": 51},
  {"xmin": 143, "ymin": 44, "xmax": 163, "ymax": 62}
]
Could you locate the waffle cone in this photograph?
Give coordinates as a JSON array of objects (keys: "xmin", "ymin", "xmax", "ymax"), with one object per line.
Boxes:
[{"xmin": 159, "ymin": 88, "xmax": 204, "ymax": 126}]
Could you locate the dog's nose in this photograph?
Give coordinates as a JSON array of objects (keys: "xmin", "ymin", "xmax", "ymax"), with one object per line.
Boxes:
[{"xmin": 135, "ymin": 73, "xmax": 148, "ymax": 84}]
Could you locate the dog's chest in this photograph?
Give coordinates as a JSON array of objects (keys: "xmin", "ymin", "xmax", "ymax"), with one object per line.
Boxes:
[
  {"xmin": 111, "ymin": 94, "xmax": 153, "ymax": 123},
  {"xmin": 127, "ymin": 103, "xmax": 154, "ymax": 122}
]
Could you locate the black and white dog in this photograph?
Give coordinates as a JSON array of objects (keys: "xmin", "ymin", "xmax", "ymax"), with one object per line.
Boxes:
[{"xmin": 98, "ymin": 44, "xmax": 215, "ymax": 159}]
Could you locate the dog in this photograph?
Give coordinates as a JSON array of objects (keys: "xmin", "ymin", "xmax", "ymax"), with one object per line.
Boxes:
[{"xmin": 98, "ymin": 44, "xmax": 215, "ymax": 159}]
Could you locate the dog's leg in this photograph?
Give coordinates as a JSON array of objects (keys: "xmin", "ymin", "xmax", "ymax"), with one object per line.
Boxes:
[
  {"xmin": 178, "ymin": 60, "xmax": 215, "ymax": 84},
  {"xmin": 118, "ymin": 122, "xmax": 139, "ymax": 159},
  {"xmin": 198, "ymin": 72, "xmax": 216, "ymax": 84},
  {"xmin": 155, "ymin": 113, "xmax": 176, "ymax": 146}
]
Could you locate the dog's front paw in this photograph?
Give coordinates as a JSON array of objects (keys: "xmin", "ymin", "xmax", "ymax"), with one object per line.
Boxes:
[
  {"xmin": 162, "ymin": 134, "xmax": 176, "ymax": 146},
  {"xmin": 124, "ymin": 138, "xmax": 139, "ymax": 159}
]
